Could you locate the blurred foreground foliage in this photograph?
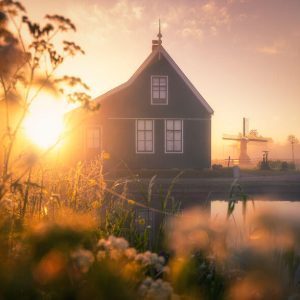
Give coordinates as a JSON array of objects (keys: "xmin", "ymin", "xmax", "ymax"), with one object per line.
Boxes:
[{"xmin": 0, "ymin": 177, "xmax": 300, "ymax": 300}]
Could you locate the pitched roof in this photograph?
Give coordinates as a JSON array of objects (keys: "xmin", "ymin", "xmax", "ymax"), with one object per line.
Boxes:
[{"xmin": 94, "ymin": 46, "xmax": 214, "ymax": 115}]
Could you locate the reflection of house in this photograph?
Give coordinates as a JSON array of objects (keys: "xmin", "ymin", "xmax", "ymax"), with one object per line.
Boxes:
[{"xmin": 65, "ymin": 30, "xmax": 213, "ymax": 170}]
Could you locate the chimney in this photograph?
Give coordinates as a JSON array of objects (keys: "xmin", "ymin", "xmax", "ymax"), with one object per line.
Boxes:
[{"xmin": 152, "ymin": 40, "xmax": 159, "ymax": 51}]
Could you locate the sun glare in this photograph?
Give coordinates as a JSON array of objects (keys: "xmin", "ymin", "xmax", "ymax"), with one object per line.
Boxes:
[{"xmin": 24, "ymin": 93, "xmax": 65, "ymax": 149}]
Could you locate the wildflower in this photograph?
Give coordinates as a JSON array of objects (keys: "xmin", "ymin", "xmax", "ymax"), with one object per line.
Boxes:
[
  {"xmin": 138, "ymin": 217, "xmax": 145, "ymax": 225},
  {"xmin": 108, "ymin": 235, "xmax": 129, "ymax": 250},
  {"xmin": 0, "ymin": 197, "xmax": 13, "ymax": 213},
  {"xmin": 109, "ymin": 248, "xmax": 122, "ymax": 261},
  {"xmin": 125, "ymin": 247, "xmax": 137, "ymax": 260},
  {"xmin": 71, "ymin": 248, "xmax": 95, "ymax": 273},
  {"xmin": 96, "ymin": 250, "xmax": 106, "ymax": 261},
  {"xmin": 97, "ymin": 238, "xmax": 107, "ymax": 249},
  {"xmin": 138, "ymin": 277, "xmax": 179, "ymax": 300}
]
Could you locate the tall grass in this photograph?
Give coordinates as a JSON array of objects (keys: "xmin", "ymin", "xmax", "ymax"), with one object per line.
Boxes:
[{"xmin": 1, "ymin": 157, "xmax": 300, "ymax": 299}]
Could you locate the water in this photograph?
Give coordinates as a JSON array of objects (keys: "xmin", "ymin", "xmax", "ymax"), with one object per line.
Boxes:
[{"xmin": 211, "ymin": 199, "xmax": 300, "ymax": 223}]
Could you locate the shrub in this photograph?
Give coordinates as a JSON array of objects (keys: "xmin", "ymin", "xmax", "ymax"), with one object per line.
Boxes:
[{"xmin": 212, "ymin": 164, "xmax": 223, "ymax": 171}]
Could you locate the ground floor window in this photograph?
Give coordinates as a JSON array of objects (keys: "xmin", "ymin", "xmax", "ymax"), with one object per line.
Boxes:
[
  {"xmin": 86, "ymin": 127, "xmax": 101, "ymax": 149},
  {"xmin": 136, "ymin": 120, "xmax": 154, "ymax": 153},
  {"xmin": 165, "ymin": 119, "xmax": 183, "ymax": 153}
]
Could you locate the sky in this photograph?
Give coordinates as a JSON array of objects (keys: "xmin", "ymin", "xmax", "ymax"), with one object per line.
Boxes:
[{"xmin": 23, "ymin": 0, "xmax": 300, "ymax": 160}]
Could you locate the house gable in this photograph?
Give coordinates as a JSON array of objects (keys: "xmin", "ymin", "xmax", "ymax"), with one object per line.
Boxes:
[{"xmin": 95, "ymin": 46, "xmax": 213, "ymax": 118}]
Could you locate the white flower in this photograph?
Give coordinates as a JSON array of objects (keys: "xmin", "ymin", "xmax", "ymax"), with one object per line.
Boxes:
[
  {"xmin": 125, "ymin": 247, "xmax": 137, "ymax": 260},
  {"xmin": 97, "ymin": 238, "xmax": 107, "ymax": 248},
  {"xmin": 71, "ymin": 248, "xmax": 95, "ymax": 273},
  {"xmin": 109, "ymin": 249, "xmax": 122, "ymax": 260},
  {"xmin": 138, "ymin": 278, "xmax": 179, "ymax": 300},
  {"xmin": 101, "ymin": 236, "xmax": 129, "ymax": 250}
]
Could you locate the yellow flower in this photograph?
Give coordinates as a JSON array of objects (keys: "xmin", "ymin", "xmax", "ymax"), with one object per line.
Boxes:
[{"xmin": 138, "ymin": 218, "xmax": 145, "ymax": 225}]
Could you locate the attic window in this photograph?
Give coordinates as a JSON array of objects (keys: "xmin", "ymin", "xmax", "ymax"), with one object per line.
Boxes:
[{"xmin": 151, "ymin": 76, "xmax": 168, "ymax": 105}]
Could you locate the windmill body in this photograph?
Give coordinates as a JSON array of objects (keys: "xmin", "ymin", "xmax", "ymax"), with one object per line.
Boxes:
[{"xmin": 223, "ymin": 118, "xmax": 269, "ymax": 165}]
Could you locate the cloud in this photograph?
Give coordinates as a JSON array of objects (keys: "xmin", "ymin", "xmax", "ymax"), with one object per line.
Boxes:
[
  {"xmin": 67, "ymin": 0, "xmax": 236, "ymax": 42},
  {"xmin": 256, "ymin": 40, "xmax": 287, "ymax": 55},
  {"xmin": 161, "ymin": 0, "xmax": 233, "ymax": 40},
  {"xmin": 68, "ymin": 0, "xmax": 146, "ymax": 38}
]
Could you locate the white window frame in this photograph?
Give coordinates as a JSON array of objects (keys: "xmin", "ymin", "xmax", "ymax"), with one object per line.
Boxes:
[
  {"xmin": 86, "ymin": 126, "xmax": 101, "ymax": 149},
  {"xmin": 136, "ymin": 119, "xmax": 155, "ymax": 154},
  {"xmin": 151, "ymin": 75, "xmax": 168, "ymax": 105},
  {"xmin": 165, "ymin": 119, "xmax": 183, "ymax": 154}
]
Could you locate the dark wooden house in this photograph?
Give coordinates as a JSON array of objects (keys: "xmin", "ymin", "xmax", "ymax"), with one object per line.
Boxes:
[{"xmin": 65, "ymin": 32, "xmax": 213, "ymax": 171}]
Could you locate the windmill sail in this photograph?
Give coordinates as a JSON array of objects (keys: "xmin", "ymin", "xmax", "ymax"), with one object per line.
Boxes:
[
  {"xmin": 243, "ymin": 117, "xmax": 249, "ymax": 137},
  {"xmin": 223, "ymin": 117, "xmax": 269, "ymax": 165}
]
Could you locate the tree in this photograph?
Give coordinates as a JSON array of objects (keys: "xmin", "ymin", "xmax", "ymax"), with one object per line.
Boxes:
[
  {"xmin": 0, "ymin": 0, "xmax": 96, "ymax": 202},
  {"xmin": 287, "ymin": 135, "xmax": 299, "ymax": 163}
]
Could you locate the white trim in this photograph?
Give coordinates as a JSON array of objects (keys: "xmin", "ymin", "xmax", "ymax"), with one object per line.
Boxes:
[
  {"xmin": 93, "ymin": 46, "xmax": 213, "ymax": 114},
  {"xmin": 135, "ymin": 119, "xmax": 155, "ymax": 154},
  {"xmin": 164, "ymin": 119, "xmax": 184, "ymax": 154},
  {"xmin": 151, "ymin": 75, "xmax": 168, "ymax": 105}
]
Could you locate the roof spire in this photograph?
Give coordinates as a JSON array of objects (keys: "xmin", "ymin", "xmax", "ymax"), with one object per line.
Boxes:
[
  {"xmin": 152, "ymin": 19, "xmax": 163, "ymax": 51},
  {"xmin": 157, "ymin": 19, "xmax": 162, "ymax": 45}
]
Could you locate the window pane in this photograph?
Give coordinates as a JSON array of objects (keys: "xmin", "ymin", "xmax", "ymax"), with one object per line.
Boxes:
[
  {"xmin": 145, "ymin": 131, "xmax": 152, "ymax": 141},
  {"xmin": 174, "ymin": 140, "xmax": 182, "ymax": 151},
  {"xmin": 166, "ymin": 120, "xmax": 174, "ymax": 130},
  {"xmin": 160, "ymin": 77, "xmax": 166, "ymax": 85},
  {"xmin": 145, "ymin": 141, "xmax": 153, "ymax": 151},
  {"xmin": 160, "ymin": 91, "xmax": 166, "ymax": 99},
  {"xmin": 93, "ymin": 137, "xmax": 100, "ymax": 147},
  {"xmin": 174, "ymin": 120, "xmax": 182, "ymax": 130},
  {"xmin": 166, "ymin": 141, "xmax": 173, "ymax": 151},
  {"xmin": 166, "ymin": 131, "xmax": 173, "ymax": 141},
  {"xmin": 174, "ymin": 131, "xmax": 181, "ymax": 141},
  {"xmin": 152, "ymin": 91, "xmax": 159, "ymax": 99},
  {"xmin": 137, "ymin": 141, "xmax": 145, "ymax": 151},
  {"xmin": 152, "ymin": 78, "xmax": 159, "ymax": 85},
  {"xmin": 145, "ymin": 120, "xmax": 152, "ymax": 130},
  {"xmin": 137, "ymin": 120, "xmax": 145, "ymax": 130},
  {"xmin": 138, "ymin": 131, "xmax": 145, "ymax": 141},
  {"xmin": 87, "ymin": 128, "xmax": 100, "ymax": 148}
]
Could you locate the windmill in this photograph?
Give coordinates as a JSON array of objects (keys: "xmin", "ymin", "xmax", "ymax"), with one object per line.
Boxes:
[{"xmin": 223, "ymin": 118, "xmax": 269, "ymax": 165}]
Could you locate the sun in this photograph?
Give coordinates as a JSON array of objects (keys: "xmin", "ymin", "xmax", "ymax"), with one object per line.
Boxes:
[{"xmin": 24, "ymin": 93, "xmax": 65, "ymax": 149}]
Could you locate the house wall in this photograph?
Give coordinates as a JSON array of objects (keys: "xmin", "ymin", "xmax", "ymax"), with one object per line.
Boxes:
[
  {"xmin": 64, "ymin": 51, "xmax": 212, "ymax": 169},
  {"xmin": 99, "ymin": 52, "xmax": 211, "ymax": 170},
  {"xmin": 103, "ymin": 118, "xmax": 211, "ymax": 170}
]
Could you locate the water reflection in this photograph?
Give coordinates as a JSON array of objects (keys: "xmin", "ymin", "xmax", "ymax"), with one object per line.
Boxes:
[{"xmin": 212, "ymin": 199, "xmax": 300, "ymax": 224}]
